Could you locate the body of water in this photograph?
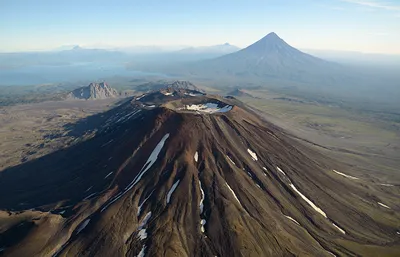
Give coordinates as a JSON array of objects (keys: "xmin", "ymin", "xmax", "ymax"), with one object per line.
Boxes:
[{"xmin": 0, "ymin": 62, "xmax": 169, "ymax": 86}]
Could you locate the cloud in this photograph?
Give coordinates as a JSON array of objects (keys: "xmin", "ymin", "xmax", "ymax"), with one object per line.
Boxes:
[{"xmin": 342, "ymin": 0, "xmax": 400, "ymax": 11}]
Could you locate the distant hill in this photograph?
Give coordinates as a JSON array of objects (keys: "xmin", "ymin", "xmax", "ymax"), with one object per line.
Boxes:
[
  {"xmin": 227, "ymin": 88, "xmax": 254, "ymax": 98},
  {"xmin": 66, "ymin": 82, "xmax": 119, "ymax": 100},
  {"xmin": 135, "ymin": 80, "xmax": 204, "ymax": 93}
]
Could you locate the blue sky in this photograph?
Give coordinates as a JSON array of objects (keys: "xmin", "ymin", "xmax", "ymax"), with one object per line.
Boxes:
[{"xmin": 1, "ymin": 0, "xmax": 399, "ymax": 53}]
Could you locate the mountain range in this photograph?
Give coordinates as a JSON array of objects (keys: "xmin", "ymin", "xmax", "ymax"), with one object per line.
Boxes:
[
  {"xmin": 0, "ymin": 85, "xmax": 398, "ymax": 256},
  {"xmin": 1, "ymin": 32, "xmax": 399, "ymax": 106}
]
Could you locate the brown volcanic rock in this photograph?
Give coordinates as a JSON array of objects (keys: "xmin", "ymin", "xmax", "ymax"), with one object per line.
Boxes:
[
  {"xmin": 66, "ymin": 82, "xmax": 119, "ymax": 100},
  {"xmin": 0, "ymin": 88, "xmax": 399, "ymax": 257}
]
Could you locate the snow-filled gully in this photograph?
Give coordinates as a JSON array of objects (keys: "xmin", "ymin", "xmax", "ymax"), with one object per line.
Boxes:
[
  {"xmin": 284, "ymin": 215, "xmax": 300, "ymax": 226},
  {"xmin": 137, "ymin": 212, "xmax": 152, "ymax": 240},
  {"xmin": 199, "ymin": 181, "xmax": 206, "ymax": 233},
  {"xmin": 199, "ymin": 181, "xmax": 205, "ymax": 214},
  {"xmin": 101, "ymin": 133, "xmax": 170, "ymax": 213},
  {"xmin": 137, "ymin": 191, "xmax": 154, "ymax": 216},
  {"xmin": 378, "ymin": 202, "xmax": 391, "ymax": 209},
  {"xmin": 225, "ymin": 182, "xmax": 242, "ymax": 206},
  {"xmin": 137, "ymin": 245, "xmax": 146, "ymax": 257},
  {"xmin": 332, "ymin": 170, "xmax": 359, "ymax": 180},
  {"xmin": 76, "ymin": 219, "xmax": 90, "ymax": 235},
  {"xmin": 104, "ymin": 171, "xmax": 113, "ymax": 179},
  {"xmin": 166, "ymin": 180, "xmax": 180, "ymax": 204},
  {"xmin": 226, "ymin": 155, "xmax": 236, "ymax": 166},
  {"xmin": 127, "ymin": 133, "xmax": 170, "ymax": 191},
  {"xmin": 289, "ymin": 183, "xmax": 327, "ymax": 218},
  {"xmin": 247, "ymin": 148, "xmax": 258, "ymax": 161},
  {"xmin": 277, "ymin": 166, "xmax": 346, "ymax": 234}
]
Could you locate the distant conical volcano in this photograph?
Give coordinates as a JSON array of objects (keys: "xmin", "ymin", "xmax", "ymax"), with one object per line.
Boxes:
[
  {"xmin": 0, "ymin": 84, "xmax": 399, "ymax": 256},
  {"xmin": 241, "ymin": 32, "xmax": 291, "ymax": 54},
  {"xmin": 189, "ymin": 32, "xmax": 339, "ymax": 84}
]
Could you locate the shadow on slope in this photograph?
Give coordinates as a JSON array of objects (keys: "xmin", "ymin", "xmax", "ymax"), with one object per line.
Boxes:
[
  {"xmin": 0, "ymin": 98, "xmax": 146, "ymax": 212},
  {"xmin": 62, "ymin": 97, "xmax": 133, "ymax": 137}
]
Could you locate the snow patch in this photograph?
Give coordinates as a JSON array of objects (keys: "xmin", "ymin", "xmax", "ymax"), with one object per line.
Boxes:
[
  {"xmin": 137, "ymin": 245, "xmax": 146, "ymax": 257},
  {"xmin": 225, "ymin": 182, "xmax": 241, "ymax": 206},
  {"xmin": 262, "ymin": 167, "xmax": 268, "ymax": 176},
  {"xmin": 380, "ymin": 183, "xmax": 394, "ymax": 187},
  {"xmin": 101, "ymin": 139, "xmax": 114, "ymax": 147},
  {"xmin": 200, "ymin": 219, "xmax": 206, "ymax": 233},
  {"xmin": 138, "ymin": 229, "xmax": 147, "ymax": 240},
  {"xmin": 136, "ymin": 94, "xmax": 145, "ymax": 100},
  {"xmin": 181, "ymin": 103, "xmax": 232, "ymax": 113},
  {"xmin": 101, "ymin": 132, "xmax": 172, "ymax": 215},
  {"xmin": 284, "ymin": 215, "xmax": 300, "ymax": 225},
  {"xmin": 184, "ymin": 92, "xmax": 202, "ymax": 97},
  {"xmin": 276, "ymin": 167, "xmax": 286, "ymax": 176},
  {"xmin": 199, "ymin": 181, "xmax": 205, "ymax": 214},
  {"xmin": 327, "ymin": 251, "xmax": 337, "ymax": 257},
  {"xmin": 137, "ymin": 191, "xmax": 154, "ymax": 216},
  {"xmin": 83, "ymin": 193, "xmax": 97, "ymax": 201},
  {"xmin": 194, "ymin": 151, "xmax": 198, "ymax": 162},
  {"xmin": 247, "ymin": 149, "xmax": 258, "ymax": 161},
  {"xmin": 332, "ymin": 170, "xmax": 359, "ymax": 180},
  {"xmin": 166, "ymin": 180, "xmax": 180, "ymax": 204},
  {"xmin": 162, "ymin": 92, "xmax": 173, "ymax": 96},
  {"xmin": 137, "ymin": 212, "xmax": 152, "ymax": 241},
  {"xmin": 126, "ymin": 134, "xmax": 170, "ymax": 191},
  {"xmin": 116, "ymin": 110, "xmax": 141, "ymax": 123},
  {"xmin": 104, "ymin": 172, "xmax": 113, "ymax": 179},
  {"xmin": 226, "ymin": 155, "xmax": 236, "ymax": 166},
  {"xmin": 378, "ymin": 202, "xmax": 391, "ymax": 209},
  {"xmin": 138, "ymin": 212, "xmax": 152, "ymax": 230},
  {"xmin": 76, "ymin": 219, "xmax": 90, "ymax": 235},
  {"xmin": 137, "ymin": 213, "xmax": 151, "ymax": 240},
  {"xmin": 332, "ymin": 222, "xmax": 346, "ymax": 234},
  {"xmin": 289, "ymin": 183, "xmax": 327, "ymax": 218}
]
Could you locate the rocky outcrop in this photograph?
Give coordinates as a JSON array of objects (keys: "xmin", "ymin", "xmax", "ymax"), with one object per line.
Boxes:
[{"xmin": 66, "ymin": 82, "xmax": 118, "ymax": 100}]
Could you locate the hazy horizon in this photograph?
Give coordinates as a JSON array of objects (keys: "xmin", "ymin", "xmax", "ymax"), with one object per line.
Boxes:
[{"xmin": 1, "ymin": 0, "xmax": 400, "ymax": 54}]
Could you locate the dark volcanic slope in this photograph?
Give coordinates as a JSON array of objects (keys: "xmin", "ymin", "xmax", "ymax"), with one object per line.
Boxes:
[{"xmin": 0, "ymin": 88, "xmax": 399, "ymax": 257}]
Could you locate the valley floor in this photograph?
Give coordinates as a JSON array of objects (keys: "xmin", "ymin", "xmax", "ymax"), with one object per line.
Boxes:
[
  {"xmin": 237, "ymin": 90, "xmax": 400, "ymax": 184},
  {"xmin": 0, "ymin": 98, "xmax": 122, "ymax": 171}
]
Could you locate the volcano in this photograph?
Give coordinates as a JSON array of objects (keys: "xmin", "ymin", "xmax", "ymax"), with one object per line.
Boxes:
[
  {"xmin": 0, "ymin": 85, "xmax": 399, "ymax": 257},
  {"xmin": 188, "ymin": 32, "xmax": 342, "ymax": 86}
]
